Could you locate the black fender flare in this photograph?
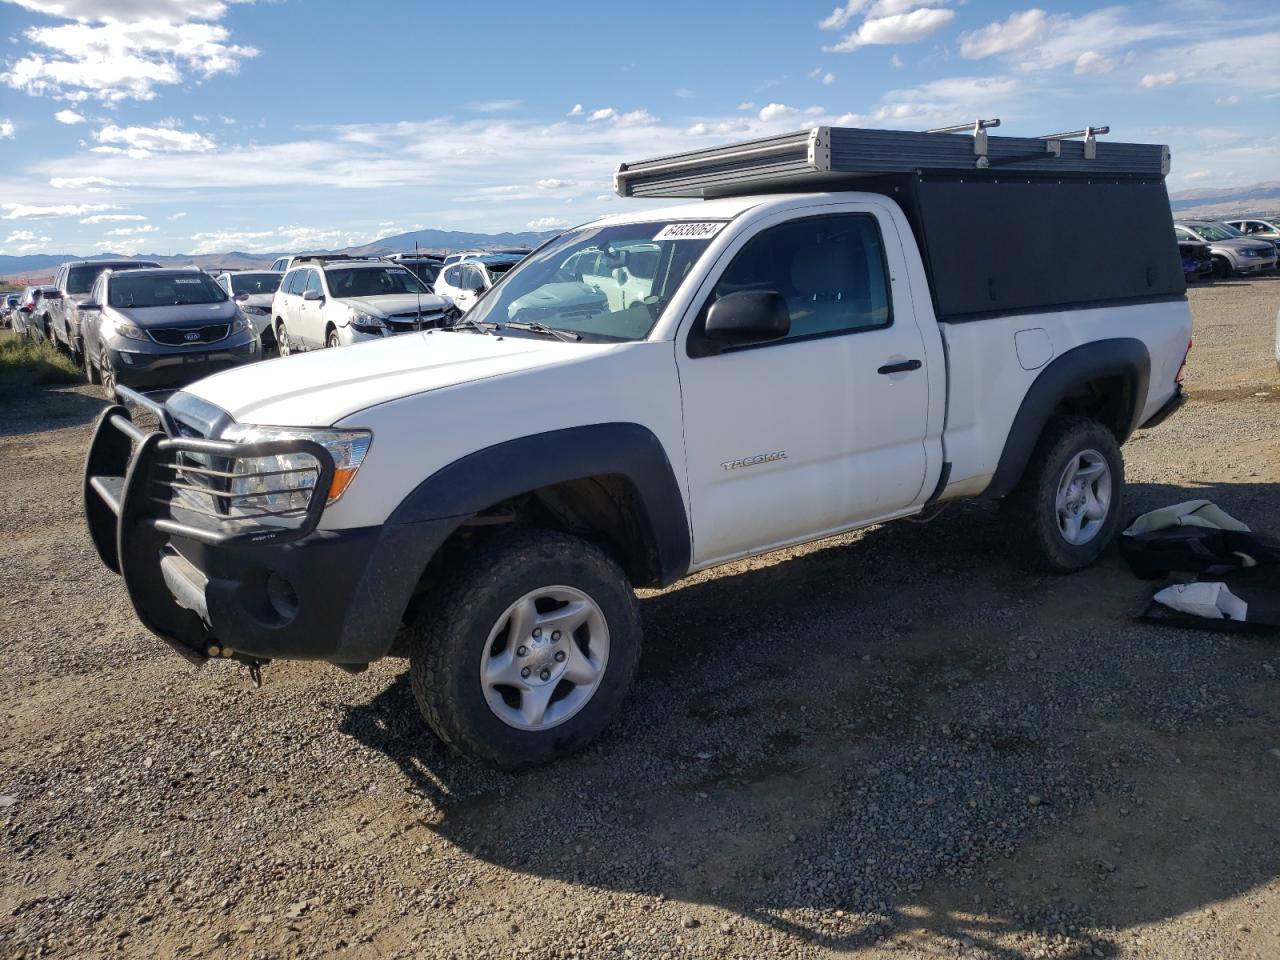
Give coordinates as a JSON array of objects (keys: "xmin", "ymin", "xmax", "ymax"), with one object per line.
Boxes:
[
  {"xmin": 982, "ymin": 338, "xmax": 1150, "ymax": 500},
  {"xmin": 388, "ymin": 422, "xmax": 692, "ymax": 586}
]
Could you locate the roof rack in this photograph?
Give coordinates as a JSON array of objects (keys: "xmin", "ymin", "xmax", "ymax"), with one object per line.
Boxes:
[
  {"xmin": 614, "ymin": 121, "xmax": 1171, "ymax": 199},
  {"xmin": 293, "ymin": 254, "xmax": 385, "ymax": 265}
]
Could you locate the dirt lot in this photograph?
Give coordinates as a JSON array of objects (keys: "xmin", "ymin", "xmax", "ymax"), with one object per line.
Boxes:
[{"xmin": 2, "ymin": 278, "xmax": 1279, "ymax": 960}]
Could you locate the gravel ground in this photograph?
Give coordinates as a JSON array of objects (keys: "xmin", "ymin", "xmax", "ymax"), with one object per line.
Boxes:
[{"xmin": 1, "ymin": 276, "xmax": 1279, "ymax": 960}]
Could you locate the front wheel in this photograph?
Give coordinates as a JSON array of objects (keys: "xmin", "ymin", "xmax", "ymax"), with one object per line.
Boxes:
[
  {"xmin": 98, "ymin": 353, "xmax": 119, "ymax": 402},
  {"xmin": 326, "ymin": 328, "xmax": 340, "ymax": 349},
  {"xmin": 1211, "ymin": 256, "xmax": 1232, "ymax": 280},
  {"xmin": 276, "ymin": 320, "xmax": 292, "ymax": 357},
  {"xmin": 1001, "ymin": 416, "xmax": 1124, "ymax": 573},
  {"xmin": 407, "ymin": 529, "xmax": 642, "ymax": 769}
]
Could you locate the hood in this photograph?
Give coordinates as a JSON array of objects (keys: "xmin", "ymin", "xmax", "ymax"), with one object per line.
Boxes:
[
  {"xmin": 337, "ymin": 292, "xmax": 452, "ymax": 318},
  {"xmin": 184, "ymin": 329, "xmax": 620, "ymax": 426},
  {"xmin": 111, "ymin": 299, "xmax": 238, "ymax": 327},
  {"xmin": 1200, "ymin": 236, "xmax": 1273, "ymax": 255}
]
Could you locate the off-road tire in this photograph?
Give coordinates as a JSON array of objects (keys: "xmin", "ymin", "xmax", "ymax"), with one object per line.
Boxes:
[
  {"xmin": 1001, "ymin": 415, "xmax": 1124, "ymax": 573},
  {"xmin": 407, "ymin": 528, "xmax": 642, "ymax": 769}
]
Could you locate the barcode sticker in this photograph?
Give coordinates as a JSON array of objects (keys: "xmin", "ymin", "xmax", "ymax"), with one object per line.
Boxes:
[
  {"xmin": 174, "ymin": 278, "xmax": 202, "ymax": 284},
  {"xmin": 653, "ymin": 222, "xmax": 726, "ymax": 242}
]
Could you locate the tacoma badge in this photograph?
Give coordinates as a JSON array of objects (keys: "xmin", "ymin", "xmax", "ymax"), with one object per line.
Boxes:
[{"xmin": 720, "ymin": 451, "xmax": 788, "ymax": 471}]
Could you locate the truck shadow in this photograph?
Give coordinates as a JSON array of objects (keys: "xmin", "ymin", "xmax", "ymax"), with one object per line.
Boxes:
[
  {"xmin": 0, "ymin": 385, "xmax": 106, "ymax": 438},
  {"xmin": 341, "ymin": 478, "xmax": 1280, "ymax": 956}
]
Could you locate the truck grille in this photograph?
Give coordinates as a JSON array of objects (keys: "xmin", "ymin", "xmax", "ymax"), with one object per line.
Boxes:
[
  {"xmin": 385, "ymin": 311, "xmax": 446, "ymax": 333},
  {"xmin": 148, "ymin": 324, "xmax": 230, "ymax": 346}
]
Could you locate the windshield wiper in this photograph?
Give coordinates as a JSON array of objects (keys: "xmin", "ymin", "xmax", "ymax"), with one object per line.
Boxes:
[
  {"xmin": 500, "ymin": 320, "xmax": 581, "ymax": 342},
  {"xmin": 450, "ymin": 314, "xmax": 495, "ymax": 336}
]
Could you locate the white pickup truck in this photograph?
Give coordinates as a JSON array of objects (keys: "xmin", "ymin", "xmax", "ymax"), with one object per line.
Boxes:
[{"xmin": 84, "ymin": 124, "xmax": 1192, "ymax": 768}]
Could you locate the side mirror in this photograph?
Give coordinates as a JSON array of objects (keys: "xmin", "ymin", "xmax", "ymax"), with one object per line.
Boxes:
[
  {"xmin": 696, "ymin": 290, "xmax": 790, "ymax": 356},
  {"xmin": 77, "ymin": 300, "xmax": 100, "ymax": 311},
  {"xmin": 302, "ymin": 289, "xmax": 323, "ymax": 302}
]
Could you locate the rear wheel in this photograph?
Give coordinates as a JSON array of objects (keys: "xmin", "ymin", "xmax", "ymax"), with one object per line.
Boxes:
[
  {"xmin": 1001, "ymin": 416, "xmax": 1124, "ymax": 573},
  {"xmin": 407, "ymin": 529, "xmax": 642, "ymax": 769},
  {"xmin": 276, "ymin": 320, "xmax": 292, "ymax": 357}
]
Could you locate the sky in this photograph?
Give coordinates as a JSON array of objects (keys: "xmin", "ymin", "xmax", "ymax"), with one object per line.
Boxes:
[{"xmin": 0, "ymin": 0, "xmax": 1276, "ymax": 258}]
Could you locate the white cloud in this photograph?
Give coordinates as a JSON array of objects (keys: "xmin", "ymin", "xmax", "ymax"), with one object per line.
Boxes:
[
  {"xmin": 867, "ymin": 0, "xmax": 947, "ymax": 14},
  {"xmin": 54, "ymin": 108, "xmax": 85, "ymax": 123},
  {"xmin": 615, "ymin": 109, "xmax": 658, "ymax": 127},
  {"xmin": 819, "ymin": 0, "xmax": 868, "ymax": 31},
  {"xmin": 81, "ymin": 213, "xmax": 145, "ymax": 223},
  {"xmin": 1073, "ymin": 51, "xmax": 1114, "ymax": 75},
  {"xmin": 1215, "ymin": 95, "xmax": 1240, "ymax": 105},
  {"xmin": 759, "ymin": 102, "xmax": 800, "ymax": 122},
  {"xmin": 4, "ymin": 229, "xmax": 40, "ymax": 243},
  {"xmin": 736, "ymin": 101, "xmax": 755, "ymax": 111},
  {"xmin": 105, "ymin": 223, "xmax": 159, "ymax": 236},
  {"xmin": 2, "ymin": 5, "xmax": 258, "ymax": 104},
  {"xmin": 825, "ymin": 8, "xmax": 956, "ymax": 52},
  {"xmin": 588, "ymin": 107, "xmax": 617, "ymax": 122},
  {"xmin": 93, "ymin": 122, "xmax": 216, "ymax": 157},
  {"xmin": 535, "ymin": 178, "xmax": 571, "ymax": 190},
  {"xmin": 568, "ymin": 103, "xmax": 583, "ymax": 116},
  {"xmin": 1140, "ymin": 71, "xmax": 1179, "ymax": 89},
  {"xmin": 49, "ymin": 175, "xmax": 120, "ymax": 189},
  {"xmin": 469, "ymin": 99, "xmax": 522, "ymax": 113},
  {"xmin": 0, "ymin": 119, "xmax": 14, "ymax": 139},
  {"xmin": 822, "ymin": 72, "xmax": 836, "ymax": 85},
  {"xmin": 890, "ymin": 53, "xmax": 903, "ymax": 67},
  {"xmin": 674, "ymin": 88, "xmax": 695, "ymax": 99},
  {"xmin": 1, "ymin": 228, "xmax": 52, "ymax": 254},
  {"xmin": 2, "ymin": 201, "xmax": 115, "ymax": 219},
  {"xmin": 688, "ymin": 119, "xmax": 752, "ymax": 137},
  {"xmin": 527, "ymin": 217, "xmax": 570, "ymax": 231},
  {"xmin": 168, "ymin": 211, "xmax": 187, "ymax": 219},
  {"xmin": 957, "ymin": 9, "xmax": 1048, "ymax": 59}
]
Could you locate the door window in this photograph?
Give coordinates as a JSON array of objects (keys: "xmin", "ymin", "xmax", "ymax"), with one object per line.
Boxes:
[
  {"xmin": 443, "ymin": 265, "xmax": 462, "ymax": 288},
  {"xmin": 304, "ymin": 270, "xmax": 323, "ymax": 297},
  {"xmin": 282, "ymin": 270, "xmax": 304, "ymax": 295},
  {"xmin": 692, "ymin": 214, "xmax": 892, "ymax": 352}
]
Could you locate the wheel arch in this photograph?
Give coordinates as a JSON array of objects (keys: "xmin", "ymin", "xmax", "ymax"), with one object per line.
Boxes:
[
  {"xmin": 982, "ymin": 338, "xmax": 1150, "ymax": 500},
  {"xmin": 388, "ymin": 423, "xmax": 691, "ymax": 588}
]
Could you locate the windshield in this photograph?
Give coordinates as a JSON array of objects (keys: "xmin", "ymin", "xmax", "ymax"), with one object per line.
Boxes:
[
  {"xmin": 324, "ymin": 266, "xmax": 429, "ymax": 297},
  {"xmin": 68, "ymin": 261, "xmax": 157, "ymax": 294},
  {"xmin": 229, "ymin": 272, "xmax": 282, "ymax": 295},
  {"xmin": 399, "ymin": 261, "xmax": 440, "ymax": 285},
  {"xmin": 107, "ymin": 273, "xmax": 228, "ymax": 308},
  {"xmin": 1188, "ymin": 223, "xmax": 1242, "ymax": 241},
  {"xmin": 464, "ymin": 222, "xmax": 721, "ymax": 341}
]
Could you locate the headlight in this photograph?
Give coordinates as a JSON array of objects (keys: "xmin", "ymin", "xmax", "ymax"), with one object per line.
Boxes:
[
  {"xmin": 113, "ymin": 319, "xmax": 149, "ymax": 342},
  {"xmin": 230, "ymin": 313, "xmax": 252, "ymax": 334},
  {"xmin": 347, "ymin": 308, "xmax": 384, "ymax": 332},
  {"xmin": 222, "ymin": 426, "xmax": 372, "ymax": 515}
]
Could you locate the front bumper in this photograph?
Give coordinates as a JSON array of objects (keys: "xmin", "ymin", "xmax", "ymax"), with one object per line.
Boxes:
[
  {"xmin": 83, "ymin": 390, "xmax": 450, "ymax": 667},
  {"xmin": 108, "ymin": 336, "xmax": 260, "ymax": 390},
  {"xmin": 1235, "ymin": 258, "xmax": 1277, "ymax": 275}
]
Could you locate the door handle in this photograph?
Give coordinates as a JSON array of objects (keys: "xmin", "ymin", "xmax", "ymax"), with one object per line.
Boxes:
[{"xmin": 878, "ymin": 359, "xmax": 922, "ymax": 375}]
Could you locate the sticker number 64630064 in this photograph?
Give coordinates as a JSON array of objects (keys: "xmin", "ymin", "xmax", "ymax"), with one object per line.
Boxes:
[{"xmin": 652, "ymin": 222, "xmax": 726, "ymax": 242}]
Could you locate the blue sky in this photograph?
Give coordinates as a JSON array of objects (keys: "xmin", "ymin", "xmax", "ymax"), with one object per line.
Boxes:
[{"xmin": 0, "ymin": 0, "xmax": 1276, "ymax": 257}]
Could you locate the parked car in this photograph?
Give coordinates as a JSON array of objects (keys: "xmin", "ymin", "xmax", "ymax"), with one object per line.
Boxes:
[
  {"xmin": 214, "ymin": 271, "xmax": 281, "ymax": 349},
  {"xmin": 1174, "ymin": 220, "xmax": 1276, "ymax": 277},
  {"xmin": 271, "ymin": 258, "xmax": 455, "ymax": 354},
  {"xmin": 433, "ymin": 253, "xmax": 522, "ymax": 313},
  {"xmin": 440, "ymin": 250, "xmax": 487, "ymax": 266},
  {"xmin": 382, "ymin": 254, "xmax": 443, "ymax": 287},
  {"xmin": 44, "ymin": 258, "xmax": 161, "ymax": 366},
  {"xmin": 82, "ymin": 124, "xmax": 1192, "ymax": 768},
  {"xmin": 1177, "ymin": 238, "xmax": 1213, "ymax": 282},
  {"xmin": 268, "ymin": 256, "xmax": 300, "ymax": 273},
  {"xmin": 1, "ymin": 293, "xmax": 18, "ymax": 328},
  {"xmin": 80, "ymin": 267, "xmax": 261, "ymax": 398},
  {"xmin": 13, "ymin": 285, "xmax": 48, "ymax": 338},
  {"xmin": 1226, "ymin": 218, "xmax": 1280, "ymax": 250}
]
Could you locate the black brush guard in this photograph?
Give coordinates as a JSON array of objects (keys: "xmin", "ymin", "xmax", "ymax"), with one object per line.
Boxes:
[{"xmin": 84, "ymin": 387, "xmax": 334, "ymax": 666}]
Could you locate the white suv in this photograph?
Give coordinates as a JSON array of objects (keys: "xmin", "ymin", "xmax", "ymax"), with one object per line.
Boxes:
[
  {"xmin": 433, "ymin": 254, "xmax": 522, "ymax": 313},
  {"xmin": 272, "ymin": 258, "xmax": 455, "ymax": 353}
]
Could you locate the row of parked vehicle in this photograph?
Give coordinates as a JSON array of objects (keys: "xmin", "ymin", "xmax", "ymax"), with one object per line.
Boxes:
[
  {"xmin": 1174, "ymin": 217, "xmax": 1280, "ymax": 280},
  {"xmin": 1, "ymin": 246, "xmax": 532, "ymax": 397}
]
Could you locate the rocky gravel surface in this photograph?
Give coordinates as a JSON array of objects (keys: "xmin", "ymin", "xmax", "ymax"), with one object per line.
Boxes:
[{"xmin": 1, "ymin": 276, "xmax": 1279, "ymax": 960}]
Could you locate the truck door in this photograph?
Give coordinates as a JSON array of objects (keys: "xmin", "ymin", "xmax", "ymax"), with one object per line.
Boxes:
[{"xmin": 675, "ymin": 206, "xmax": 932, "ymax": 566}]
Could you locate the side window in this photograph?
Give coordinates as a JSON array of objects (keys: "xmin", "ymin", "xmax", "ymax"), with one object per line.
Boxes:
[
  {"xmin": 284, "ymin": 270, "xmax": 304, "ymax": 295},
  {"xmin": 443, "ymin": 265, "xmax": 462, "ymax": 287},
  {"xmin": 694, "ymin": 213, "xmax": 892, "ymax": 349},
  {"xmin": 304, "ymin": 270, "xmax": 323, "ymax": 297}
]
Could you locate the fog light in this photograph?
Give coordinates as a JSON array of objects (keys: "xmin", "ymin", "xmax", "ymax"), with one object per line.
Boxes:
[
  {"xmin": 266, "ymin": 571, "xmax": 299, "ymax": 621},
  {"xmin": 117, "ymin": 352, "xmax": 135, "ymax": 365}
]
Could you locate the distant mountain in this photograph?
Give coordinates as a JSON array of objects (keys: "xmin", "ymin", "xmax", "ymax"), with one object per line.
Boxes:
[
  {"xmin": 0, "ymin": 227, "xmax": 563, "ymax": 281},
  {"xmin": 1169, "ymin": 180, "xmax": 1280, "ymax": 219}
]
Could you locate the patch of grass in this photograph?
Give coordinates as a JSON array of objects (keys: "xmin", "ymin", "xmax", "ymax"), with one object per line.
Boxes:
[{"xmin": 0, "ymin": 334, "xmax": 84, "ymax": 387}]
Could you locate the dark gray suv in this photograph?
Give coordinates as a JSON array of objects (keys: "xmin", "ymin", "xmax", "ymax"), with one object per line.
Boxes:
[
  {"xmin": 45, "ymin": 258, "xmax": 160, "ymax": 366},
  {"xmin": 80, "ymin": 267, "xmax": 261, "ymax": 397}
]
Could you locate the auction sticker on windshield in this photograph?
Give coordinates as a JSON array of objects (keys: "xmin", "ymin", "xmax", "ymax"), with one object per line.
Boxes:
[{"xmin": 653, "ymin": 222, "xmax": 726, "ymax": 241}]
